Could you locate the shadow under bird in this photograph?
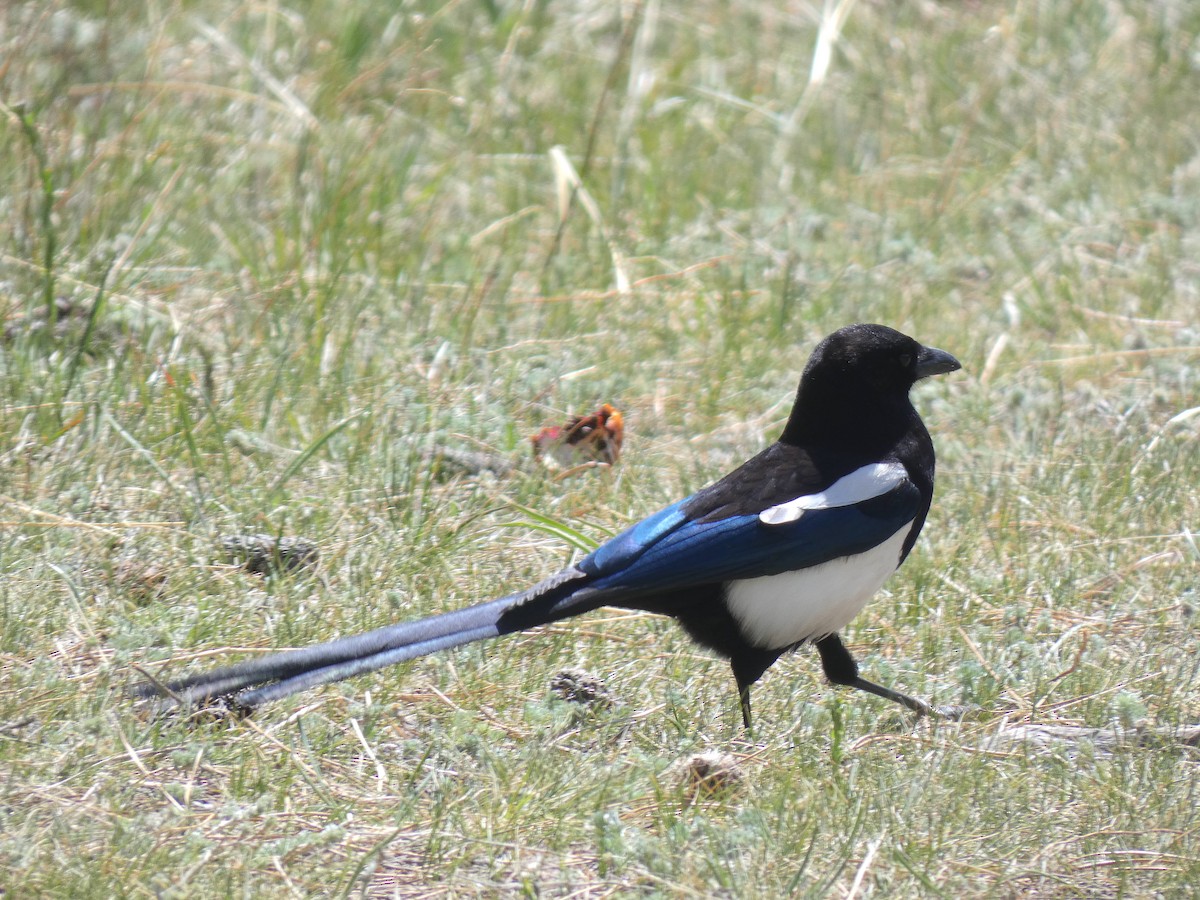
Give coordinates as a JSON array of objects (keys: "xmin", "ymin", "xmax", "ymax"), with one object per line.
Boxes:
[{"xmin": 136, "ymin": 323, "xmax": 962, "ymax": 729}]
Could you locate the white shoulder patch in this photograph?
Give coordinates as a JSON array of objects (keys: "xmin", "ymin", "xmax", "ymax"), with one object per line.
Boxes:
[{"xmin": 759, "ymin": 461, "xmax": 909, "ymax": 526}]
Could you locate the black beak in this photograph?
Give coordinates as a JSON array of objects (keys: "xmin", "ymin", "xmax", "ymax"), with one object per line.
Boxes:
[{"xmin": 915, "ymin": 345, "xmax": 962, "ymax": 379}]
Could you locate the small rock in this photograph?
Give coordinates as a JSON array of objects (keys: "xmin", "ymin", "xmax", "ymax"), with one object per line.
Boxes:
[
  {"xmin": 221, "ymin": 533, "xmax": 319, "ymax": 576},
  {"xmin": 548, "ymin": 667, "xmax": 616, "ymax": 709},
  {"xmin": 670, "ymin": 750, "xmax": 745, "ymax": 800}
]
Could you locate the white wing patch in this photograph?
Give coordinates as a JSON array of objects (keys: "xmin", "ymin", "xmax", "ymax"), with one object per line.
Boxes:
[
  {"xmin": 759, "ymin": 461, "xmax": 909, "ymax": 526},
  {"xmin": 726, "ymin": 523, "xmax": 912, "ymax": 649}
]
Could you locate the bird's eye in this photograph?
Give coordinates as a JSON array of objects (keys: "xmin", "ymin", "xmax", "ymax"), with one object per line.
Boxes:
[{"xmin": 898, "ymin": 353, "xmax": 913, "ymax": 368}]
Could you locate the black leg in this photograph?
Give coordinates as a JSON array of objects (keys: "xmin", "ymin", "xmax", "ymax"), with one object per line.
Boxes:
[
  {"xmin": 730, "ymin": 651, "xmax": 782, "ymax": 734},
  {"xmin": 737, "ymin": 681, "xmax": 753, "ymax": 732},
  {"xmin": 815, "ymin": 634, "xmax": 938, "ymax": 717},
  {"xmin": 731, "ymin": 660, "xmax": 757, "ymax": 733}
]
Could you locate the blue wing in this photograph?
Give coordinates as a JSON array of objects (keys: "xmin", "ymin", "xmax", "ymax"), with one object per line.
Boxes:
[{"xmin": 575, "ymin": 481, "xmax": 921, "ymax": 597}]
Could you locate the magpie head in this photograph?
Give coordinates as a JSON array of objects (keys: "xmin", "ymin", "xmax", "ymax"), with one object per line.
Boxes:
[
  {"xmin": 783, "ymin": 324, "xmax": 961, "ymax": 446},
  {"xmin": 805, "ymin": 323, "xmax": 961, "ymax": 389}
]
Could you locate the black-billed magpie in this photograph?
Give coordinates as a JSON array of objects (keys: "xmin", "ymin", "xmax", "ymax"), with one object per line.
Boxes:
[{"xmin": 136, "ymin": 324, "xmax": 961, "ymax": 729}]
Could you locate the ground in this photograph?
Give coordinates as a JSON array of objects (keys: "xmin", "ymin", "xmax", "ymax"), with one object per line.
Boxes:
[{"xmin": 1, "ymin": 1, "xmax": 1199, "ymax": 896}]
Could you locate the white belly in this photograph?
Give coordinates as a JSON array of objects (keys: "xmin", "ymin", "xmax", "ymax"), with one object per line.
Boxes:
[{"xmin": 724, "ymin": 523, "xmax": 913, "ymax": 649}]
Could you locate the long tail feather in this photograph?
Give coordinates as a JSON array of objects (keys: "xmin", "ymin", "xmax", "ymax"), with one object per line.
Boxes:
[
  {"xmin": 132, "ymin": 595, "xmax": 520, "ymax": 706},
  {"xmin": 133, "ymin": 568, "xmax": 603, "ymax": 708},
  {"xmin": 234, "ymin": 622, "xmax": 504, "ymax": 707}
]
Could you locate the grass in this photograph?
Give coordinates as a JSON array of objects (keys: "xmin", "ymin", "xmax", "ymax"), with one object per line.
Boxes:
[{"xmin": 2, "ymin": 0, "xmax": 1199, "ymax": 895}]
